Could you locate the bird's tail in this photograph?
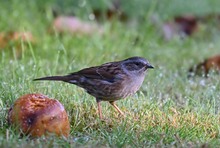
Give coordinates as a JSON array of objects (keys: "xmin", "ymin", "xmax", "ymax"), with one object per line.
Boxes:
[{"xmin": 34, "ymin": 75, "xmax": 71, "ymax": 82}]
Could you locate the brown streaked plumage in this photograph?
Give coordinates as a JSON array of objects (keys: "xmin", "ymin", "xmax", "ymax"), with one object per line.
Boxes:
[{"xmin": 34, "ymin": 57, "xmax": 154, "ymax": 119}]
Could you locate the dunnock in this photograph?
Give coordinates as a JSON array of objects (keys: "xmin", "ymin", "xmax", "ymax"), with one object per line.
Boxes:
[{"xmin": 34, "ymin": 57, "xmax": 154, "ymax": 119}]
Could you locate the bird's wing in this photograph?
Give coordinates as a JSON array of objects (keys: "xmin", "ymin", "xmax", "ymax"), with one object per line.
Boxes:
[{"xmin": 72, "ymin": 62, "xmax": 121, "ymax": 83}]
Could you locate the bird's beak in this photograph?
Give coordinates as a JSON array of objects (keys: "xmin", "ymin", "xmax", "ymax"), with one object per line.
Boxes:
[{"xmin": 147, "ymin": 64, "xmax": 154, "ymax": 69}]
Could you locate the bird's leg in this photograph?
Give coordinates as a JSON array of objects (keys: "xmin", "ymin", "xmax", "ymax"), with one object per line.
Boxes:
[
  {"xmin": 109, "ymin": 101, "xmax": 125, "ymax": 116},
  {"xmin": 96, "ymin": 98, "xmax": 103, "ymax": 119}
]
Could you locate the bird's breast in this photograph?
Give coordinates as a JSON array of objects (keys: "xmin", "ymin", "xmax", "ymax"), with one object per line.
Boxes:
[{"xmin": 118, "ymin": 75, "xmax": 145, "ymax": 98}]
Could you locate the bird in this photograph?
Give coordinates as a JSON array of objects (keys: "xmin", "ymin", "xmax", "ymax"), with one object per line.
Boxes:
[{"xmin": 34, "ymin": 56, "xmax": 154, "ymax": 119}]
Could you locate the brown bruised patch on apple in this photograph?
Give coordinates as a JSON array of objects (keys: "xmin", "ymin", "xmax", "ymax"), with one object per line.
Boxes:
[
  {"xmin": 8, "ymin": 93, "xmax": 70, "ymax": 138},
  {"xmin": 188, "ymin": 55, "xmax": 220, "ymax": 77}
]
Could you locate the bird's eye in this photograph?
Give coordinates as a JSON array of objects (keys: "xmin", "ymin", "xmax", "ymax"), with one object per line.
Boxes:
[{"xmin": 135, "ymin": 62, "xmax": 140, "ymax": 66}]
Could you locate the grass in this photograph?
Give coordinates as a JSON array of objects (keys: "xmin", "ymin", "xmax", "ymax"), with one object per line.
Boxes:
[{"xmin": 1, "ymin": 0, "xmax": 220, "ymax": 147}]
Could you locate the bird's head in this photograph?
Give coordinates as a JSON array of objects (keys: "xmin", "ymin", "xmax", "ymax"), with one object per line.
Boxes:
[{"xmin": 122, "ymin": 57, "xmax": 154, "ymax": 75}]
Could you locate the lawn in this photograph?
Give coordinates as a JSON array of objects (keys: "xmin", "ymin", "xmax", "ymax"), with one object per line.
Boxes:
[{"xmin": 1, "ymin": 0, "xmax": 220, "ymax": 147}]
